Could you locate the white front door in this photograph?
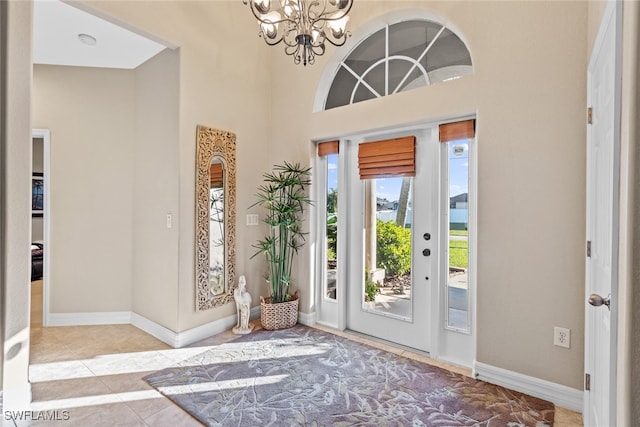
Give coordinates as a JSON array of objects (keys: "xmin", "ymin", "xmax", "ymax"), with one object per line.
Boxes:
[
  {"xmin": 345, "ymin": 127, "xmax": 438, "ymax": 353},
  {"xmin": 585, "ymin": 1, "xmax": 620, "ymax": 425}
]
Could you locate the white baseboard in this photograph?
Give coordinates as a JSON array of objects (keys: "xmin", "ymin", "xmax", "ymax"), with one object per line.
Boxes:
[
  {"xmin": 129, "ymin": 312, "xmax": 180, "ymax": 347},
  {"xmin": 473, "ymin": 361, "xmax": 583, "ymax": 413},
  {"xmin": 47, "ymin": 307, "xmax": 262, "ymax": 348},
  {"xmin": 44, "ymin": 307, "xmax": 313, "ymax": 348},
  {"xmin": 154, "ymin": 306, "xmax": 261, "ymax": 348},
  {"xmin": 298, "ymin": 310, "xmax": 317, "ymax": 326},
  {"xmin": 46, "ymin": 311, "xmax": 131, "ymax": 326}
]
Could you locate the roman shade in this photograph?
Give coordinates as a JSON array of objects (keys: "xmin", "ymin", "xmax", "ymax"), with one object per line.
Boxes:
[
  {"xmin": 439, "ymin": 119, "xmax": 475, "ymax": 143},
  {"xmin": 318, "ymin": 140, "xmax": 339, "ymax": 156},
  {"xmin": 210, "ymin": 163, "xmax": 223, "ymax": 188},
  {"xmin": 358, "ymin": 136, "xmax": 416, "ymax": 179}
]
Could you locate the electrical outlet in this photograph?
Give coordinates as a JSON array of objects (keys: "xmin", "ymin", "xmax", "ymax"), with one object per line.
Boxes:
[{"xmin": 554, "ymin": 327, "xmax": 571, "ymax": 348}]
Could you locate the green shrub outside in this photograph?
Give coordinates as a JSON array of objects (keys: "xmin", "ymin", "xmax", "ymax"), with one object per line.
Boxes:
[
  {"xmin": 364, "ymin": 271, "xmax": 379, "ymax": 302},
  {"xmin": 376, "ymin": 219, "xmax": 411, "ymax": 277}
]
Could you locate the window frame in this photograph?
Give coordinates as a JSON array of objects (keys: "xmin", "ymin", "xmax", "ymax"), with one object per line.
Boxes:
[{"xmin": 320, "ymin": 15, "xmax": 473, "ymax": 111}]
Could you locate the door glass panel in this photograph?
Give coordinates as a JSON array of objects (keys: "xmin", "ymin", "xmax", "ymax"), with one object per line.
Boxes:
[
  {"xmin": 363, "ymin": 176, "xmax": 413, "ymax": 320},
  {"xmin": 325, "ymin": 153, "xmax": 338, "ymax": 300},
  {"xmin": 446, "ymin": 140, "xmax": 470, "ymax": 331}
]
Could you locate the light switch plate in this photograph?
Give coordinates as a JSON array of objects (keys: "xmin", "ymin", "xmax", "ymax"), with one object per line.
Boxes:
[{"xmin": 246, "ymin": 214, "xmax": 259, "ymax": 226}]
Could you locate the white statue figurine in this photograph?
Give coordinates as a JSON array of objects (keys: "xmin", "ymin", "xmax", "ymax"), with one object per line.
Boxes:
[{"xmin": 232, "ymin": 275, "xmax": 253, "ymax": 334}]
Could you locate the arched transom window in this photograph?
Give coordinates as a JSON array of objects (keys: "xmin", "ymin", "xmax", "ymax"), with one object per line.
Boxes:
[{"xmin": 324, "ymin": 19, "xmax": 473, "ymax": 110}]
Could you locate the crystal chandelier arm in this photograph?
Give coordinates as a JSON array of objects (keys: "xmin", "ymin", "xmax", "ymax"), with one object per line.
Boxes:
[
  {"xmin": 319, "ymin": 29, "xmax": 350, "ymax": 47},
  {"xmin": 309, "ymin": 1, "xmax": 352, "ymax": 46},
  {"xmin": 243, "ymin": 0, "xmax": 298, "ymax": 44},
  {"xmin": 242, "ymin": 0, "xmax": 353, "ymax": 66},
  {"xmin": 243, "ymin": 0, "xmax": 296, "ymax": 26},
  {"xmin": 307, "ymin": 0, "xmax": 352, "ymax": 22}
]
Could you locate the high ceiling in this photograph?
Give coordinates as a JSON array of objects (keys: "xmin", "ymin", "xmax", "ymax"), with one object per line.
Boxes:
[{"xmin": 33, "ymin": 0, "xmax": 167, "ymax": 69}]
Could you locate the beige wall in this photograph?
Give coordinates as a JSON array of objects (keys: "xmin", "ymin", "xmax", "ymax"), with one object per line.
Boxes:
[
  {"xmin": 269, "ymin": 1, "xmax": 588, "ymax": 390},
  {"xmin": 28, "ymin": 0, "xmax": 590, "ymax": 392},
  {"xmin": 588, "ymin": 1, "xmax": 607, "ymax": 58},
  {"xmin": 68, "ymin": 0, "xmax": 273, "ymax": 331},
  {"xmin": 132, "ymin": 48, "xmax": 180, "ymax": 331},
  {"xmin": 4, "ymin": 0, "xmax": 638, "ymax": 415},
  {"xmin": 33, "ymin": 65, "xmax": 136, "ymax": 313},
  {"xmin": 3, "ymin": 0, "xmax": 32, "ymax": 408}
]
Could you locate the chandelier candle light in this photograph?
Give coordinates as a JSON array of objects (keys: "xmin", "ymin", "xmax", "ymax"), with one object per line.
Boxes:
[{"xmin": 243, "ymin": 0, "xmax": 353, "ymax": 66}]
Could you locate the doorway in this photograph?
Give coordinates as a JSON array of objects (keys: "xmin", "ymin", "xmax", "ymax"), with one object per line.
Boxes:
[
  {"xmin": 317, "ymin": 119, "xmax": 475, "ymax": 364},
  {"xmin": 346, "ymin": 128, "xmax": 437, "ymax": 352},
  {"xmin": 584, "ymin": 1, "xmax": 621, "ymax": 424},
  {"xmin": 32, "ymin": 129, "xmax": 50, "ymax": 327}
]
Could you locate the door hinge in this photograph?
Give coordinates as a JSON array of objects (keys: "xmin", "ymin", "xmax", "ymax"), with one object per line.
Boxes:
[
  {"xmin": 587, "ymin": 107, "xmax": 593, "ymax": 124},
  {"xmin": 585, "ymin": 373, "xmax": 591, "ymax": 391},
  {"xmin": 587, "ymin": 240, "xmax": 592, "ymax": 257}
]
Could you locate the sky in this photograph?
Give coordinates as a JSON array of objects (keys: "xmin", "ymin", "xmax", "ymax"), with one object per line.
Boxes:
[{"xmin": 327, "ymin": 141, "xmax": 469, "ymax": 202}]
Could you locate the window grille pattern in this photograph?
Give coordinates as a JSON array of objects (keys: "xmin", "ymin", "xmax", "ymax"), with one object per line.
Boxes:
[{"xmin": 324, "ymin": 19, "xmax": 472, "ymax": 110}]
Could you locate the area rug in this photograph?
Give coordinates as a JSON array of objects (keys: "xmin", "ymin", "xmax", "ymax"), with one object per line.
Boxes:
[{"xmin": 144, "ymin": 325, "xmax": 554, "ymax": 426}]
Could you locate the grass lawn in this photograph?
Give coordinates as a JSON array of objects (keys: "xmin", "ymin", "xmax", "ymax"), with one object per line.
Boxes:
[
  {"xmin": 449, "ymin": 238, "xmax": 468, "ymax": 268},
  {"xmin": 449, "ymin": 229, "xmax": 469, "ymax": 237}
]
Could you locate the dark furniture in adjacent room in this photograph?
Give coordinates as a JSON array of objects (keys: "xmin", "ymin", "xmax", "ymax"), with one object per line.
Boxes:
[{"xmin": 31, "ymin": 242, "xmax": 43, "ymax": 281}]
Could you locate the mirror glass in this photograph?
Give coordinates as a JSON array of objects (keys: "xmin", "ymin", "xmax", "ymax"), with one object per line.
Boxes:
[
  {"xmin": 209, "ymin": 158, "xmax": 225, "ymax": 295},
  {"xmin": 196, "ymin": 125, "xmax": 236, "ymax": 310}
]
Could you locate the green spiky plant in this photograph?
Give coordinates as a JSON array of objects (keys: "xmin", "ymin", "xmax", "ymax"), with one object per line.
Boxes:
[{"xmin": 251, "ymin": 162, "xmax": 312, "ymax": 304}]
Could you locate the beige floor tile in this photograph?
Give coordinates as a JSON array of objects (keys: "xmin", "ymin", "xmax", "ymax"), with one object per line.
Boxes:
[
  {"xmin": 142, "ymin": 404, "xmax": 203, "ymax": 427},
  {"xmin": 155, "ymin": 347, "xmax": 216, "ymax": 364},
  {"xmin": 98, "ymin": 372, "xmax": 156, "ymax": 394},
  {"xmin": 28, "ymin": 282, "xmax": 580, "ymax": 426},
  {"xmin": 123, "ymin": 395, "xmax": 175, "ymax": 421},
  {"xmin": 555, "ymin": 406, "xmax": 584, "ymax": 426},
  {"xmin": 29, "ymin": 332, "xmax": 77, "ymax": 364},
  {"xmin": 29, "ymin": 359, "xmax": 96, "ymax": 383},
  {"xmin": 81, "ymin": 350, "xmax": 177, "ymax": 377},
  {"xmin": 29, "ymin": 403, "xmax": 147, "ymax": 427},
  {"xmin": 30, "ymin": 281, "xmax": 43, "ymax": 327},
  {"xmin": 31, "ymin": 376, "xmax": 113, "ymax": 401}
]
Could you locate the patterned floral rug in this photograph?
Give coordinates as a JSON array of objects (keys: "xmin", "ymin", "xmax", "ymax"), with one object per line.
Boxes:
[{"xmin": 144, "ymin": 325, "xmax": 554, "ymax": 426}]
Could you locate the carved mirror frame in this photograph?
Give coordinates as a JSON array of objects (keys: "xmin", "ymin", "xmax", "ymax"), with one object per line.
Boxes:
[{"xmin": 196, "ymin": 125, "xmax": 237, "ymax": 311}]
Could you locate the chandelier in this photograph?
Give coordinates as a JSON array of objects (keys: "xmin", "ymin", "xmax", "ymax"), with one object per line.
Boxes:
[{"xmin": 243, "ymin": 0, "xmax": 353, "ymax": 66}]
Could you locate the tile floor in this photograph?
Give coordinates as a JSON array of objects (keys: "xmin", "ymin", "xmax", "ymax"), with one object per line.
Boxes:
[{"xmin": 26, "ymin": 281, "xmax": 583, "ymax": 426}]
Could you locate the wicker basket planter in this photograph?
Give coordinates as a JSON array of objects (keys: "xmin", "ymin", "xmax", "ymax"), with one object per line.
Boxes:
[{"xmin": 260, "ymin": 291, "xmax": 299, "ymax": 330}]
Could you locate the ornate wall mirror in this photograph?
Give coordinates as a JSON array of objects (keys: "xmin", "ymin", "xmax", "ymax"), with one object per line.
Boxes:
[{"xmin": 196, "ymin": 125, "xmax": 237, "ymax": 311}]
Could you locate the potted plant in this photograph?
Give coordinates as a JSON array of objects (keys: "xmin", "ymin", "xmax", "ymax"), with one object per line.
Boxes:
[{"xmin": 251, "ymin": 161, "xmax": 312, "ymax": 330}]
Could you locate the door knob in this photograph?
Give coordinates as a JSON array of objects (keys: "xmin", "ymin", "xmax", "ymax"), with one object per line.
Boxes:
[
  {"xmin": 422, "ymin": 248, "xmax": 431, "ymax": 256},
  {"xmin": 588, "ymin": 293, "xmax": 610, "ymax": 310}
]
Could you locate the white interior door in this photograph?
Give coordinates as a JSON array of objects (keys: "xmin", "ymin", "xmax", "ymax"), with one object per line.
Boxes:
[
  {"xmin": 346, "ymin": 128, "xmax": 438, "ymax": 353},
  {"xmin": 585, "ymin": 1, "xmax": 620, "ymax": 425}
]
